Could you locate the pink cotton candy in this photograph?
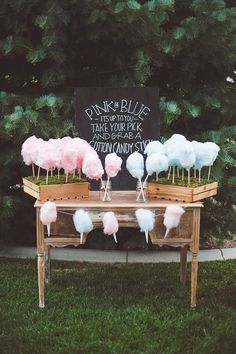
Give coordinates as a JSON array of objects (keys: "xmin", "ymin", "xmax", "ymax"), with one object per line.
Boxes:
[
  {"xmin": 73, "ymin": 138, "xmax": 97, "ymax": 171},
  {"xmin": 36, "ymin": 140, "xmax": 55, "ymax": 171},
  {"xmin": 103, "ymin": 212, "xmax": 119, "ymax": 243},
  {"xmin": 61, "ymin": 139, "xmax": 78, "ymax": 174},
  {"xmin": 105, "ymin": 153, "xmax": 122, "ymax": 178},
  {"xmin": 82, "ymin": 153, "xmax": 104, "ymax": 180},
  {"xmin": 40, "ymin": 201, "xmax": 57, "ymax": 225},
  {"xmin": 163, "ymin": 205, "xmax": 185, "ymax": 238},
  {"xmin": 40, "ymin": 201, "xmax": 57, "ymax": 236},
  {"xmin": 21, "ymin": 135, "xmax": 38, "ymax": 166}
]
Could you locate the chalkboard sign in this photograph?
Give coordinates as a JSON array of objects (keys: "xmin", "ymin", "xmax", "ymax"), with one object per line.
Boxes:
[{"xmin": 75, "ymin": 87, "xmax": 160, "ymax": 190}]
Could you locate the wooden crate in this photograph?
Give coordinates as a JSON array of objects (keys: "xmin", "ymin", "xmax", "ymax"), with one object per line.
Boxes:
[
  {"xmin": 147, "ymin": 181, "xmax": 218, "ymax": 202},
  {"xmin": 23, "ymin": 178, "xmax": 90, "ymax": 201}
]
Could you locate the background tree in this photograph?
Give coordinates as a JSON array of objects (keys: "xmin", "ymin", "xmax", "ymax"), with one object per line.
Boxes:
[{"xmin": 0, "ymin": 0, "xmax": 235, "ymax": 245}]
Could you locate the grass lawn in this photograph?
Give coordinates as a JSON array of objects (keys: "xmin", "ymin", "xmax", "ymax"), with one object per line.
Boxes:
[{"xmin": 0, "ymin": 259, "xmax": 235, "ymax": 354}]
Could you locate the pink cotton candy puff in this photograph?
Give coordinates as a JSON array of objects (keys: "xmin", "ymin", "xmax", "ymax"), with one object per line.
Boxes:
[
  {"xmin": 21, "ymin": 135, "xmax": 38, "ymax": 165},
  {"xmin": 82, "ymin": 153, "xmax": 104, "ymax": 180},
  {"xmin": 105, "ymin": 153, "xmax": 122, "ymax": 178},
  {"xmin": 73, "ymin": 138, "xmax": 98, "ymax": 171},
  {"xmin": 36, "ymin": 140, "xmax": 59, "ymax": 171},
  {"xmin": 48, "ymin": 139, "xmax": 62, "ymax": 170},
  {"xmin": 61, "ymin": 139, "xmax": 78, "ymax": 174},
  {"xmin": 163, "ymin": 205, "xmax": 185, "ymax": 237},
  {"xmin": 40, "ymin": 201, "xmax": 57, "ymax": 225},
  {"xmin": 103, "ymin": 212, "xmax": 119, "ymax": 235}
]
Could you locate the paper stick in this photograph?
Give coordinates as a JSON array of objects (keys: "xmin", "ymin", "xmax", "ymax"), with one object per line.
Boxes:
[
  {"xmin": 136, "ymin": 176, "xmax": 147, "ymax": 202},
  {"xmin": 73, "ymin": 170, "xmax": 75, "ymax": 179},
  {"xmin": 103, "ymin": 177, "xmax": 110, "ymax": 202},
  {"xmin": 66, "ymin": 173, "xmax": 68, "ymax": 183},
  {"xmin": 182, "ymin": 168, "xmax": 184, "ymax": 181},
  {"xmin": 168, "ymin": 166, "xmax": 171, "ymax": 179},
  {"xmin": 51, "ymin": 168, "xmax": 53, "ymax": 177},
  {"xmin": 57, "ymin": 168, "xmax": 60, "ymax": 179},
  {"xmin": 172, "ymin": 166, "xmax": 175, "ymax": 184},
  {"xmin": 80, "ymin": 232, "xmax": 83, "ymax": 244},
  {"xmin": 194, "ymin": 169, "xmax": 196, "ymax": 178},
  {"xmin": 46, "ymin": 224, "xmax": 50, "ymax": 237},
  {"xmin": 188, "ymin": 169, "xmax": 190, "ymax": 185},
  {"xmin": 164, "ymin": 228, "xmax": 169, "ymax": 239},
  {"xmin": 145, "ymin": 231, "xmax": 149, "ymax": 244},
  {"xmin": 32, "ymin": 163, "xmax": 35, "ymax": 177},
  {"xmin": 177, "ymin": 167, "xmax": 179, "ymax": 177},
  {"xmin": 113, "ymin": 233, "xmax": 117, "ymax": 243},
  {"xmin": 198, "ymin": 169, "xmax": 201, "ymax": 183},
  {"xmin": 37, "ymin": 166, "xmax": 41, "ymax": 180},
  {"xmin": 156, "ymin": 173, "xmax": 159, "ymax": 182},
  {"xmin": 208, "ymin": 165, "xmax": 211, "ymax": 181},
  {"xmin": 46, "ymin": 170, "xmax": 49, "ymax": 184},
  {"xmin": 79, "ymin": 169, "xmax": 81, "ymax": 179}
]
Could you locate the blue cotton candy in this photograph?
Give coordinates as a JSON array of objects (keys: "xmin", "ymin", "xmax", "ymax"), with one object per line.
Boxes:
[
  {"xmin": 73, "ymin": 209, "xmax": 93, "ymax": 233},
  {"xmin": 135, "ymin": 209, "xmax": 155, "ymax": 232}
]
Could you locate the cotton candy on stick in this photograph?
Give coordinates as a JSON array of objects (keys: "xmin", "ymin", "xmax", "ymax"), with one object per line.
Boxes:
[
  {"xmin": 126, "ymin": 152, "xmax": 145, "ymax": 202},
  {"xmin": 61, "ymin": 138, "xmax": 78, "ymax": 182},
  {"xmin": 40, "ymin": 201, "xmax": 57, "ymax": 237},
  {"xmin": 135, "ymin": 208, "xmax": 155, "ymax": 243},
  {"xmin": 36, "ymin": 140, "xmax": 58, "ymax": 184},
  {"xmin": 103, "ymin": 153, "xmax": 122, "ymax": 201},
  {"xmin": 82, "ymin": 153, "xmax": 104, "ymax": 190},
  {"xmin": 21, "ymin": 135, "xmax": 39, "ymax": 177},
  {"xmin": 178, "ymin": 141, "xmax": 196, "ymax": 185},
  {"xmin": 73, "ymin": 138, "xmax": 97, "ymax": 179},
  {"xmin": 102, "ymin": 212, "xmax": 119, "ymax": 243},
  {"xmin": 163, "ymin": 205, "xmax": 185, "ymax": 238},
  {"xmin": 73, "ymin": 209, "xmax": 93, "ymax": 244},
  {"xmin": 137, "ymin": 153, "xmax": 169, "ymax": 201},
  {"xmin": 203, "ymin": 142, "xmax": 220, "ymax": 180}
]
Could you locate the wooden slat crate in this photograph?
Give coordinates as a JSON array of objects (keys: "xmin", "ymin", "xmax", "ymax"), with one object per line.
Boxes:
[
  {"xmin": 23, "ymin": 177, "xmax": 90, "ymax": 201},
  {"xmin": 147, "ymin": 181, "xmax": 218, "ymax": 202}
]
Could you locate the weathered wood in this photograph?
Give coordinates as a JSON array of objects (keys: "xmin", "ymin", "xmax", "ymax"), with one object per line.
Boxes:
[
  {"xmin": 35, "ymin": 191, "xmax": 202, "ymax": 308},
  {"xmin": 180, "ymin": 245, "xmax": 188, "ymax": 285},
  {"xmin": 44, "ymin": 246, "xmax": 51, "ymax": 284},
  {"xmin": 23, "ymin": 177, "xmax": 90, "ymax": 201},
  {"xmin": 191, "ymin": 208, "xmax": 201, "ymax": 308},
  {"xmin": 147, "ymin": 181, "xmax": 217, "ymax": 202}
]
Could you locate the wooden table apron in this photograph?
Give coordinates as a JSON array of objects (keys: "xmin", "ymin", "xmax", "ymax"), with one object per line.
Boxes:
[{"xmin": 34, "ymin": 191, "xmax": 203, "ymax": 309}]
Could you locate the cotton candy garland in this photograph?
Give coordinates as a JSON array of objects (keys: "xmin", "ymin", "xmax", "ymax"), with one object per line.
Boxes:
[
  {"xmin": 163, "ymin": 205, "xmax": 185, "ymax": 238},
  {"xmin": 73, "ymin": 209, "xmax": 93, "ymax": 244},
  {"xmin": 102, "ymin": 211, "xmax": 119, "ymax": 243},
  {"xmin": 40, "ymin": 201, "xmax": 57, "ymax": 236},
  {"xmin": 135, "ymin": 208, "xmax": 155, "ymax": 243}
]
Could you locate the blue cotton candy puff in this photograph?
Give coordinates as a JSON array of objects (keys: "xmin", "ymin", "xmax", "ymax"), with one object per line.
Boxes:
[
  {"xmin": 135, "ymin": 208, "xmax": 155, "ymax": 232},
  {"xmin": 73, "ymin": 209, "xmax": 93, "ymax": 233}
]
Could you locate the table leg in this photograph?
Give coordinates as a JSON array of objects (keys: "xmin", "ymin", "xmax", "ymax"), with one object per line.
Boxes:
[
  {"xmin": 191, "ymin": 208, "xmax": 200, "ymax": 308},
  {"xmin": 45, "ymin": 245, "xmax": 51, "ymax": 284},
  {"xmin": 180, "ymin": 245, "xmax": 188, "ymax": 285},
  {"xmin": 36, "ymin": 208, "xmax": 45, "ymax": 308}
]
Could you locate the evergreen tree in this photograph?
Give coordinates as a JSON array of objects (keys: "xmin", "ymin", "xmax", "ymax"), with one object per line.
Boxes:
[{"xmin": 0, "ymin": 0, "xmax": 235, "ymax": 244}]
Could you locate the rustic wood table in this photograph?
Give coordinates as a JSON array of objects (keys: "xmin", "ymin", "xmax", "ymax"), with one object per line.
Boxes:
[{"xmin": 34, "ymin": 191, "xmax": 203, "ymax": 308}]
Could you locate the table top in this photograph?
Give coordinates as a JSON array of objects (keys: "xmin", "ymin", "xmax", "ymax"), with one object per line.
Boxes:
[{"xmin": 34, "ymin": 191, "xmax": 203, "ymax": 209}]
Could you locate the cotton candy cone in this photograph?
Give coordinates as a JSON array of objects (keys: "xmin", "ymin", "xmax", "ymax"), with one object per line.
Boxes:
[
  {"xmin": 102, "ymin": 212, "xmax": 119, "ymax": 242},
  {"xmin": 40, "ymin": 202, "xmax": 57, "ymax": 236},
  {"xmin": 145, "ymin": 231, "xmax": 149, "ymax": 244},
  {"xmin": 113, "ymin": 233, "xmax": 117, "ymax": 243},
  {"xmin": 135, "ymin": 209, "xmax": 155, "ymax": 242},
  {"xmin": 163, "ymin": 205, "xmax": 185, "ymax": 238}
]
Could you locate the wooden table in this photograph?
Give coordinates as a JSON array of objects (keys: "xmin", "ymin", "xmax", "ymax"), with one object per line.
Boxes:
[{"xmin": 35, "ymin": 191, "xmax": 203, "ymax": 308}]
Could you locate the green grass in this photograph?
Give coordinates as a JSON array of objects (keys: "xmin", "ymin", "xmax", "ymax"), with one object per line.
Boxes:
[
  {"xmin": 25, "ymin": 175, "xmax": 87, "ymax": 185},
  {"xmin": 0, "ymin": 259, "xmax": 235, "ymax": 354},
  {"xmin": 151, "ymin": 177, "xmax": 216, "ymax": 187}
]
